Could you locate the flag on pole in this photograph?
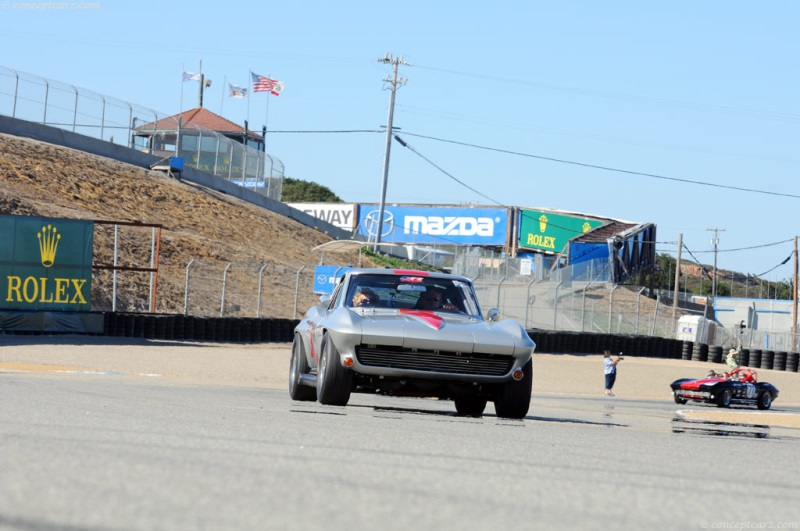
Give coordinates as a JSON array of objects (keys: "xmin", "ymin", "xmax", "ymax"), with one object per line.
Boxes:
[
  {"xmin": 229, "ymin": 83, "xmax": 248, "ymax": 98},
  {"xmin": 183, "ymin": 71, "xmax": 201, "ymax": 82},
  {"xmin": 251, "ymin": 72, "xmax": 284, "ymax": 96}
]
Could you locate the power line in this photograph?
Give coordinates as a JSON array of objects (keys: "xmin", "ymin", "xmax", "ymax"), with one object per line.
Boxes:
[
  {"xmin": 392, "ymin": 135, "xmax": 504, "ymax": 207},
  {"xmin": 399, "ymin": 132, "xmax": 800, "ymax": 200},
  {"xmin": 267, "ymin": 128, "xmax": 798, "ymax": 200}
]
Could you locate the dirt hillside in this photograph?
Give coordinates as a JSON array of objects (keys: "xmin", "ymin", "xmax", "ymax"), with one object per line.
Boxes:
[{"xmin": 0, "ymin": 132, "xmax": 371, "ymax": 318}]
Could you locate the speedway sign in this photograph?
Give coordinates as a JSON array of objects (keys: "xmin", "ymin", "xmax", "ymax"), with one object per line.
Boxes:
[
  {"xmin": 1, "ymin": 215, "xmax": 94, "ymax": 311},
  {"xmin": 356, "ymin": 205, "xmax": 509, "ymax": 246},
  {"xmin": 287, "ymin": 203, "xmax": 357, "ymax": 231}
]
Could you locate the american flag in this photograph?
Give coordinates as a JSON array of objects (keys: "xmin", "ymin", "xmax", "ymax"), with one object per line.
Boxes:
[{"xmin": 251, "ymin": 72, "xmax": 284, "ymax": 96}]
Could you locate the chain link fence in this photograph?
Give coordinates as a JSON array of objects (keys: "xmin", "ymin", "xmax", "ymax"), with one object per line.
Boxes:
[
  {"xmin": 181, "ymin": 260, "xmax": 310, "ymax": 319},
  {"xmin": 89, "ymin": 259, "xmax": 316, "ymax": 320},
  {"xmin": 0, "ymin": 66, "xmax": 283, "ymax": 201},
  {"xmin": 451, "ymin": 250, "xmax": 738, "ymax": 346}
]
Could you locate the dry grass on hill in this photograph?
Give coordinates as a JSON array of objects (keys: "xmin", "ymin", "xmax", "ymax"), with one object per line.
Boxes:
[{"xmin": 0, "ymin": 133, "xmax": 372, "ymax": 318}]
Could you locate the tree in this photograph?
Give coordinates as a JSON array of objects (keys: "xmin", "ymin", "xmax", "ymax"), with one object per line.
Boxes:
[
  {"xmin": 281, "ymin": 177, "xmax": 341, "ymax": 203},
  {"xmin": 650, "ymin": 253, "xmax": 677, "ymax": 291}
]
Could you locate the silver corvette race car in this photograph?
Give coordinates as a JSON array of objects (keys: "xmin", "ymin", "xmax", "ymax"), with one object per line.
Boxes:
[{"xmin": 290, "ymin": 268, "xmax": 536, "ymax": 418}]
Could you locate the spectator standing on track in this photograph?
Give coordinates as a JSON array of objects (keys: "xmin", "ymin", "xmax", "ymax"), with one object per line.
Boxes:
[{"xmin": 603, "ymin": 350, "xmax": 623, "ymax": 396}]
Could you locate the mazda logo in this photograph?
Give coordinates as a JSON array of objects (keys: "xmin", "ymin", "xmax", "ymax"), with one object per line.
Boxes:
[{"xmin": 364, "ymin": 209, "xmax": 394, "ymax": 238}]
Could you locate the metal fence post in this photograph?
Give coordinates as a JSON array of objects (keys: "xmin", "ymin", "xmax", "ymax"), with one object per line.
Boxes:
[
  {"xmin": 126, "ymin": 103, "xmax": 132, "ymax": 147},
  {"xmin": 635, "ymin": 287, "xmax": 645, "ymax": 334},
  {"xmin": 184, "ymin": 259, "xmax": 194, "ymax": 316},
  {"xmin": 214, "ymin": 136, "xmax": 220, "ymax": 176},
  {"xmin": 100, "ymin": 95, "xmax": 106, "ymax": 141},
  {"xmin": 496, "ymin": 263, "xmax": 507, "ymax": 314},
  {"xmin": 220, "ymin": 263, "xmax": 232, "ymax": 316},
  {"xmin": 257, "ymin": 263, "xmax": 268, "ymax": 317},
  {"xmin": 553, "ymin": 281, "xmax": 563, "ymax": 330},
  {"xmin": 651, "ymin": 294, "xmax": 659, "ymax": 335},
  {"xmin": 227, "ymin": 142, "xmax": 234, "ymax": 181},
  {"xmin": 581, "ymin": 282, "xmax": 592, "ymax": 332},
  {"xmin": 608, "ymin": 284, "xmax": 618, "ymax": 333},
  {"xmin": 149, "ymin": 227, "xmax": 156, "ymax": 313},
  {"xmin": 71, "ymin": 85, "xmax": 78, "ymax": 132},
  {"xmin": 197, "ymin": 128, "xmax": 202, "ymax": 166},
  {"xmin": 524, "ymin": 276, "xmax": 536, "ymax": 329},
  {"xmin": 294, "ymin": 265, "xmax": 306, "ymax": 319},
  {"xmin": 43, "ymin": 78, "xmax": 49, "ymax": 124},
  {"xmin": 112, "ymin": 224, "xmax": 119, "ymax": 312},
  {"xmin": 12, "ymin": 69, "xmax": 19, "ymax": 118}
]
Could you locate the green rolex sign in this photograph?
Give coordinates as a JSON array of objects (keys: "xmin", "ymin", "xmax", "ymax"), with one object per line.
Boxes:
[
  {"xmin": 518, "ymin": 209, "xmax": 605, "ymax": 253},
  {"xmin": 1, "ymin": 215, "xmax": 94, "ymax": 311}
]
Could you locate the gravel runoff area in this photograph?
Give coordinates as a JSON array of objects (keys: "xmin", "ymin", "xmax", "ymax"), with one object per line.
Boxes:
[{"xmin": 1, "ymin": 335, "xmax": 798, "ymax": 428}]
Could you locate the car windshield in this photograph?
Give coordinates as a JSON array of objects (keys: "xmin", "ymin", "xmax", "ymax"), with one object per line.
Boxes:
[{"xmin": 346, "ymin": 273, "xmax": 482, "ymax": 317}]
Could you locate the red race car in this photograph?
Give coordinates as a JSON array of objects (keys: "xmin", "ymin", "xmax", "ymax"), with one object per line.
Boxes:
[{"xmin": 670, "ymin": 368, "xmax": 779, "ymax": 410}]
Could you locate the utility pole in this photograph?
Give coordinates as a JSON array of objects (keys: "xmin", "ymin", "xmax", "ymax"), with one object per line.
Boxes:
[
  {"xmin": 707, "ymin": 227, "xmax": 725, "ymax": 299},
  {"xmin": 793, "ymin": 235, "xmax": 798, "ymax": 350},
  {"xmin": 374, "ymin": 53, "xmax": 407, "ymax": 251},
  {"xmin": 198, "ymin": 59, "xmax": 212, "ymax": 108},
  {"xmin": 198, "ymin": 59, "xmax": 204, "ymax": 107},
  {"xmin": 672, "ymin": 233, "xmax": 682, "ymax": 323}
]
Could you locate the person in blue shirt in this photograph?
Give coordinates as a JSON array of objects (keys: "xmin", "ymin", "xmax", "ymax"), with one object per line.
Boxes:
[{"xmin": 603, "ymin": 350, "xmax": 623, "ymax": 396}]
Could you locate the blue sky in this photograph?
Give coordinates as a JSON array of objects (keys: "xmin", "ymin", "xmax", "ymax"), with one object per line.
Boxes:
[{"xmin": 1, "ymin": 1, "xmax": 798, "ymax": 280}]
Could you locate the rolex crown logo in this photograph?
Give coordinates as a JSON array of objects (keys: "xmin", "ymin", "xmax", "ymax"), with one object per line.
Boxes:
[
  {"xmin": 582, "ymin": 221, "xmax": 591, "ymax": 233},
  {"xmin": 538, "ymin": 214, "xmax": 548, "ymax": 233},
  {"xmin": 38, "ymin": 224, "xmax": 61, "ymax": 268}
]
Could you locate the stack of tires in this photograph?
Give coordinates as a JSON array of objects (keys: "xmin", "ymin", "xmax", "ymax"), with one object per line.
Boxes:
[
  {"xmin": 773, "ymin": 351, "xmax": 787, "ymax": 372},
  {"xmin": 748, "ymin": 349, "xmax": 762, "ymax": 369},
  {"xmin": 739, "ymin": 348, "xmax": 750, "ymax": 368},
  {"xmin": 708, "ymin": 345, "xmax": 723, "ymax": 364},
  {"xmin": 681, "ymin": 341, "xmax": 694, "ymax": 361},
  {"xmin": 786, "ymin": 352, "xmax": 799, "ymax": 372},
  {"xmin": 691, "ymin": 342, "xmax": 708, "ymax": 362},
  {"xmin": 761, "ymin": 350, "xmax": 775, "ymax": 370}
]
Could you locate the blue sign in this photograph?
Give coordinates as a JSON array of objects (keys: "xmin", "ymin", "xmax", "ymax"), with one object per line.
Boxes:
[
  {"xmin": 356, "ymin": 205, "xmax": 509, "ymax": 246},
  {"xmin": 314, "ymin": 265, "xmax": 353, "ymax": 294}
]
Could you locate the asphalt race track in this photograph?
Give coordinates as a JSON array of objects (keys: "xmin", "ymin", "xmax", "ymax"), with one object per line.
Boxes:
[{"xmin": 1, "ymin": 372, "xmax": 799, "ymax": 531}]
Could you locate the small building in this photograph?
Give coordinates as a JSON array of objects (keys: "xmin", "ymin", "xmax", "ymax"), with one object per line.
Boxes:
[
  {"xmin": 131, "ymin": 107, "xmax": 283, "ymax": 200},
  {"xmin": 132, "ymin": 107, "xmax": 265, "ymax": 156}
]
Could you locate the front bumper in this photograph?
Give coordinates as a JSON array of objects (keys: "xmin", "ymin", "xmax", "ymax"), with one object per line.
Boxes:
[{"xmin": 674, "ymin": 389, "xmax": 712, "ymax": 400}]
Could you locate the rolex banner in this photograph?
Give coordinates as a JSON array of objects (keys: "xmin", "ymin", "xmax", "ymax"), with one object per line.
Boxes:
[
  {"xmin": 517, "ymin": 209, "xmax": 606, "ymax": 253},
  {"xmin": 1, "ymin": 215, "xmax": 94, "ymax": 311}
]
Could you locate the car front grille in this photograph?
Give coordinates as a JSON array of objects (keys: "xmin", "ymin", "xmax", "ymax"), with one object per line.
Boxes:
[
  {"xmin": 356, "ymin": 345, "xmax": 513, "ymax": 376},
  {"xmin": 675, "ymin": 390, "xmax": 711, "ymax": 399}
]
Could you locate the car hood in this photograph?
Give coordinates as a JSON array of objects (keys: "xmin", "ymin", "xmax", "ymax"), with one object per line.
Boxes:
[
  {"xmin": 354, "ymin": 309, "xmax": 532, "ymax": 356},
  {"xmin": 676, "ymin": 377, "xmax": 725, "ymax": 391}
]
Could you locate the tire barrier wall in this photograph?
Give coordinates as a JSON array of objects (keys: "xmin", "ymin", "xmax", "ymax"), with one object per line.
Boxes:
[
  {"xmin": 97, "ymin": 313, "xmax": 300, "ymax": 343},
  {"xmin": 525, "ymin": 329, "xmax": 800, "ymax": 373}
]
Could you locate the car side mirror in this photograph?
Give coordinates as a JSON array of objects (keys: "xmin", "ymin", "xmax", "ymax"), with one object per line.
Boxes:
[
  {"xmin": 486, "ymin": 308, "xmax": 499, "ymax": 323},
  {"xmin": 319, "ymin": 295, "xmax": 331, "ymax": 306}
]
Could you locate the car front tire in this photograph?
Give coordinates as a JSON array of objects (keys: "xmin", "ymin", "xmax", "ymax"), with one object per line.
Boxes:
[
  {"xmin": 289, "ymin": 334, "xmax": 316, "ymax": 402},
  {"xmin": 757, "ymin": 391, "xmax": 773, "ymax": 410},
  {"xmin": 493, "ymin": 358, "xmax": 532, "ymax": 419},
  {"xmin": 455, "ymin": 395, "xmax": 487, "ymax": 417},
  {"xmin": 673, "ymin": 393, "xmax": 687, "ymax": 405},
  {"xmin": 317, "ymin": 333, "xmax": 353, "ymax": 406}
]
